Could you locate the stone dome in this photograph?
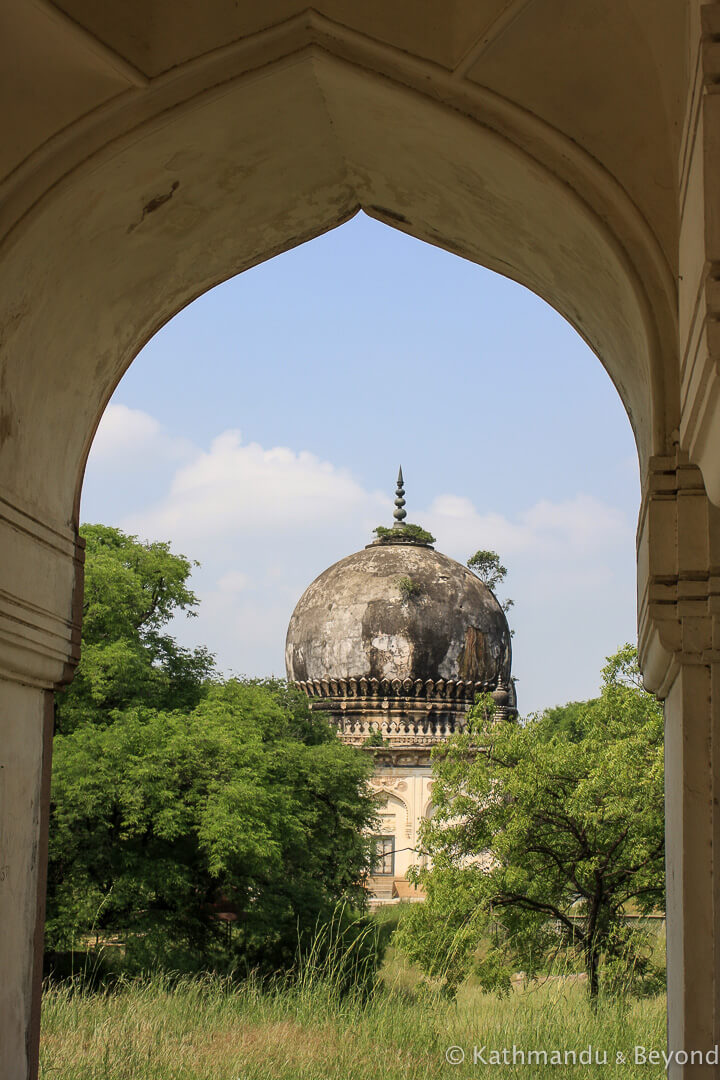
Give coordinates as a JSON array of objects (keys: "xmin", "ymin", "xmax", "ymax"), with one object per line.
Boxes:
[{"xmin": 285, "ymin": 539, "xmax": 512, "ymax": 691}]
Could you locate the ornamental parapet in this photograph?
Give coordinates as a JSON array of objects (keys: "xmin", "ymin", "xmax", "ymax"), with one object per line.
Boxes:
[{"xmin": 329, "ymin": 713, "xmax": 468, "ymax": 747}]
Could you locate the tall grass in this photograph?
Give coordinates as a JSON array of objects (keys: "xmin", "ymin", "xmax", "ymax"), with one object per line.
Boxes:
[{"xmin": 41, "ymin": 960, "xmax": 667, "ymax": 1079}]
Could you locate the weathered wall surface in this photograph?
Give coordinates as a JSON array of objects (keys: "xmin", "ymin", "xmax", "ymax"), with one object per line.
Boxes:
[{"xmin": 286, "ymin": 544, "xmax": 511, "ymax": 687}]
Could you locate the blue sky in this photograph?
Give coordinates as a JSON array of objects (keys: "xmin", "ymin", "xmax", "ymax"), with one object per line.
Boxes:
[{"xmin": 82, "ymin": 212, "xmax": 640, "ymax": 714}]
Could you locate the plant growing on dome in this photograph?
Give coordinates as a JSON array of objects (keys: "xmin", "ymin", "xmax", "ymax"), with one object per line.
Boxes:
[
  {"xmin": 374, "ymin": 523, "xmax": 436, "ymax": 545},
  {"xmin": 397, "ymin": 576, "xmax": 423, "ymax": 599},
  {"xmin": 467, "ymin": 548, "xmax": 514, "ymax": 615}
]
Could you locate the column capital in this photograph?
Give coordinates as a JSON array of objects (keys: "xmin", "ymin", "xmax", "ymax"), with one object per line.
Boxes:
[
  {"xmin": 638, "ymin": 450, "xmax": 720, "ymax": 696},
  {"xmin": 0, "ymin": 487, "xmax": 82, "ymax": 689}
]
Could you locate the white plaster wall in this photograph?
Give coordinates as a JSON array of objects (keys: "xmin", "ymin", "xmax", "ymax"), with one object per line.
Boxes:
[{"xmin": 371, "ymin": 768, "xmax": 435, "ymax": 885}]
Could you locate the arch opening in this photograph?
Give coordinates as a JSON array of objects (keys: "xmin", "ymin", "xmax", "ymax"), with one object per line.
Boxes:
[{"xmin": 63, "ymin": 210, "xmax": 651, "ymax": 982}]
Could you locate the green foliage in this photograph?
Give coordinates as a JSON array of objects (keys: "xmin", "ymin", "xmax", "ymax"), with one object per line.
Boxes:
[
  {"xmin": 602, "ymin": 642, "xmax": 646, "ymax": 689},
  {"xmin": 373, "ymin": 524, "xmax": 436, "ymax": 545},
  {"xmin": 466, "ymin": 549, "xmax": 507, "ymax": 591},
  {"xmin": 362, "ymin": 730, "xmax": 389, "ymax": 747},
  {"xmin": 396, "ymin": 576, "xmax": 422, "ymax": 599},
  {"xmin": 47, "ymin": 679, "xmax": 379, "ymax": 975},
  {"xmin": 599, "ymin": 922, "xmax": 667, "ymax": 999},
  {"xmin": 56, "ymin": 525, "xmax": 215, "ymax": 734},
  {"xmin": 540, "ymin": 699, "xmax": 595, "ymax": 742},
  {"xmin": 467, "ymin": 548, "xmax": 514, "ymax": 616},
  {"xmin": 48, "ymin": 525, "xmax": 380, "ymax": 980},
  {"xmin": 397, "ymin": 645, "xmax": 665, "ymax": 999}
]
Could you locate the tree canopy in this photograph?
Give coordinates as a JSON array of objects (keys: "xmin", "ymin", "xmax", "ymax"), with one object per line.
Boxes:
[
  {"xmin": 48, "ymin": 679, "xmax": 377, "ymax": 974},
  {"xmin": 55, "ymin": 525, "xmax": 215, "ymax": 734},
  {"xmin": 396, "ymin": 646, "xmax": 665, "ymax": 999},
  {"xmin": 48, "ymin": 526, "xmax": 379, "ymax": 977}
]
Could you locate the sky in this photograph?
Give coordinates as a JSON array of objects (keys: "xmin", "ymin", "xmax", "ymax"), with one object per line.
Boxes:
[{"xmin": 81, "ymin": 212, "xmax": 640, "ymax": 715}]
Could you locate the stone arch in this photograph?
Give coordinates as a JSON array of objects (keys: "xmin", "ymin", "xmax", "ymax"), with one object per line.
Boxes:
[
  {"xmin": 374, "ymin": 789, "xmax": 411, "ymax": 832},
  {"xmin": 3, "ymin": 10, "xmax": 718, "ymax": 1078},
  {"xmin": 0, "ymin": 47, "xmax": 674, "ymax": 547}
]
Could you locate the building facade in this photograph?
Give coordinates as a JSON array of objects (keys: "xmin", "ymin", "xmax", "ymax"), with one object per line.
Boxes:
[{"xmin": 285, "ymin": 471, "xmax": 514, "ymax": 902}]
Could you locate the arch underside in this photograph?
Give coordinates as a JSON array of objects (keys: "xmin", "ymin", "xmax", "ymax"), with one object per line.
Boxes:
[{"xmin": 0, "ymin": 46, "xmax": 676, "ymax": 535}]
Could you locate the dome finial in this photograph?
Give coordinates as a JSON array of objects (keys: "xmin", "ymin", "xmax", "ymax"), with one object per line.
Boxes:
[{"xmin": 393, "ymin": 466, "xmax": 407, "ymax": 527}]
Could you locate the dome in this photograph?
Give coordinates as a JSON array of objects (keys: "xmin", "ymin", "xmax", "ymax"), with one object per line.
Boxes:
[{"xmin": 285, "ymin": 539, "xmax": 511, "ymax": 690}]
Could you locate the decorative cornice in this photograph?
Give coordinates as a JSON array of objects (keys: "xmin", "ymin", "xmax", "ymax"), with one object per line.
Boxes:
[
  {"xmin": 371, "ymin": 749, "xmax": 436, "ymax": 768},
  {"xmin": 335, "ymin": 724, "xmax": 466, "ymax": 750},
  {"xmin": 296, "ymin": 675, "xmax": 496, "ymax": 704},
  {"xmin": 294, "ymin": 674, "xmax": 515, "ymax": 747},
  {"xmin": 637, "ymin": 450, "xmax": 720, "ymax": 696}
]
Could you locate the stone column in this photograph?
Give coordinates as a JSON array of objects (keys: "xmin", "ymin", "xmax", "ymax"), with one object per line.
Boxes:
[
  {"xmin": 678, "ymin": 3, "xmax": 720, "ymax": 507},
  {"xmin": 0, "ymin": 494, "xmax": 82, "ymax": 1080},
  {"xmin": 638, "ymin": 452, "xmax": 720, "ymax": 1076},
  {"xmin": 651, "ymin": 5, "xmax": 720, "ymax": 1071},
  {"xmin": 0, "ymin": 685, "xmax": 54, "ymax": 1080}
]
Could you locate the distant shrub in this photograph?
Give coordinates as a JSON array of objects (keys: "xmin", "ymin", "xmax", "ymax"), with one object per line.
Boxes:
[{"xmin": 362, "ymin": 730, "xmax": 389, "ymax": 747}]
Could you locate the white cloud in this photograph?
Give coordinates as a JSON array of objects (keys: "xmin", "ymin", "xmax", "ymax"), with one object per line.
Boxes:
[
  {"xmin": 125, "ymin": 430, "xmax": 388, "ymax": 545},
  {"xmin": 90, "ymin": 404, "xmax": 194, "ymax": 467},
  {"xmin": 424, "ymin": 492, "xmax": 631, "ymax": 562}
]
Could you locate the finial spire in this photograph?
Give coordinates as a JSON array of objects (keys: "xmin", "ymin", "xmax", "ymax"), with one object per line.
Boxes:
[{"xmin": 393, "ymin": 466, "xmax": 407, "ymax": 527}]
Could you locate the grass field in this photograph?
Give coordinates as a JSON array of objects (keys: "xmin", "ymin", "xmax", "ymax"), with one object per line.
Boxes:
[{"xmin": 40, "ymin": 947, "xmax": 667, "ymax": 1079}]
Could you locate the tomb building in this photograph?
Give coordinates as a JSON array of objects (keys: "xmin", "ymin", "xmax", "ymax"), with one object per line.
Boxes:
[{"xmin": 285, "ymin": 470, "xmax": 514, "ymax": 902}]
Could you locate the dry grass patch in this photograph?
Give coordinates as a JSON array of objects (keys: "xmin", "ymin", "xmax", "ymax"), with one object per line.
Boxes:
[{"xmin": 40, "ymin": 971, "xmax": 666, "ymax": 1080}]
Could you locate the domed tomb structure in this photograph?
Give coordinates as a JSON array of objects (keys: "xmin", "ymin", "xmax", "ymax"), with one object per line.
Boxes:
[{"xmin": 285, "ymin": 469, "xmax": 515, "ymax": 902}]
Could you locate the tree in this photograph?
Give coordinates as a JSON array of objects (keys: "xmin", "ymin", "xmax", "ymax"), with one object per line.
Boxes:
[
  {"xmin": 47, "ymin": 679, "xmax": 379, "ymax": 975},
  {"xmin": 55, "ymin": 524, "xmax": 215, "ymax": 733},
  {"xmin": 396, "ymin": 646, "xmax": 665, "ymax": 999},
  {"xmin": 48, "ymin": 526, "xmax": 380, "ymax": 977},
  {"xmin": 466, "ymin": 549, "xmax": 513, "ymax": 614}
]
